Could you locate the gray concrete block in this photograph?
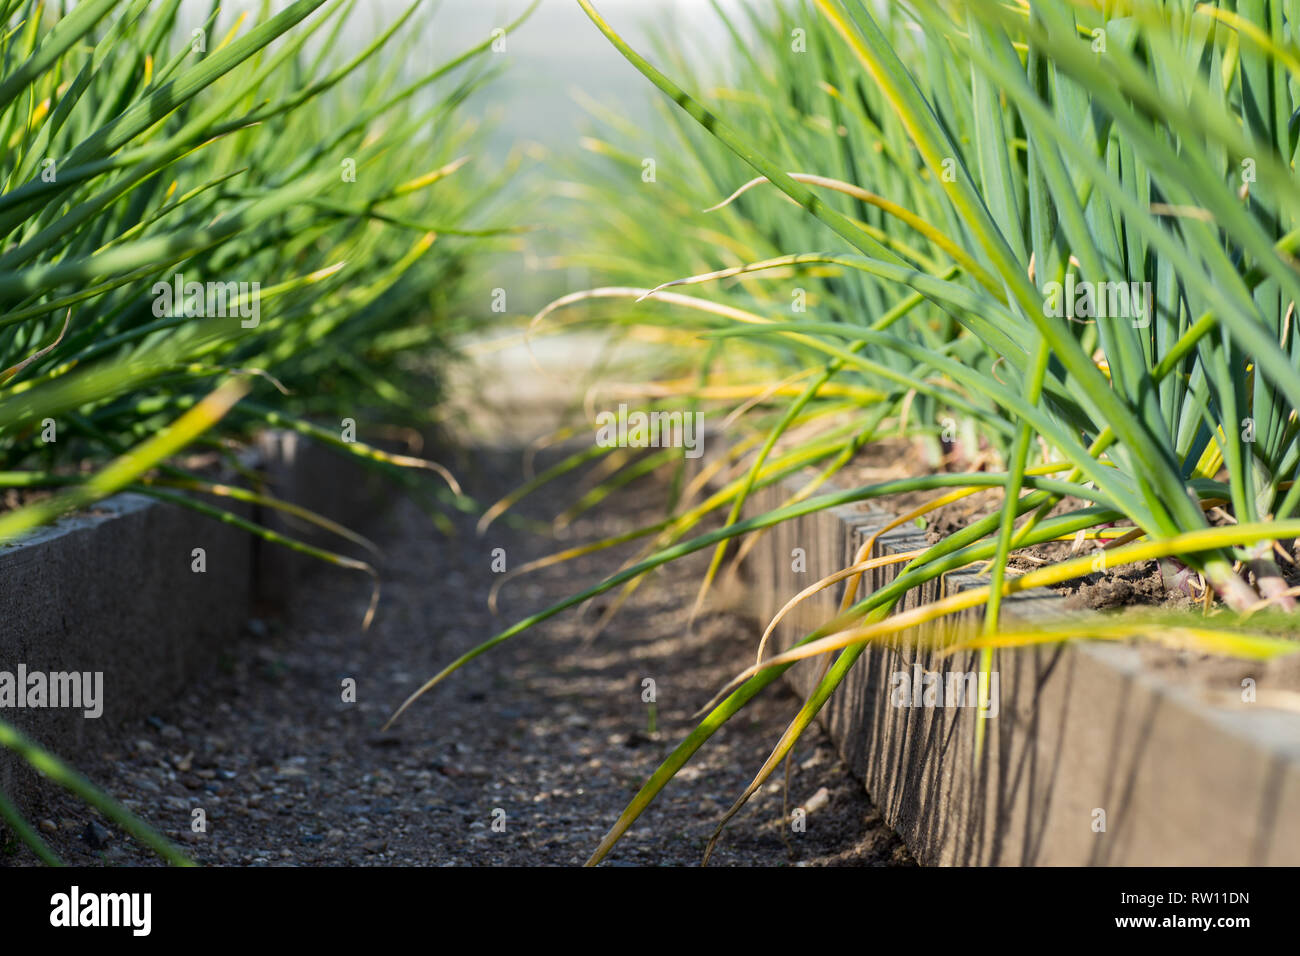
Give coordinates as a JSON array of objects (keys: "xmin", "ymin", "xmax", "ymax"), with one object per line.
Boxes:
[
  {"xmin": 735, "ymin": 469, "xmax": 1300, "ymax": 865},
  {"xmin": 252, "ymin": 430, "xmax": 392, "ymax": 613},
  {"xmin": 0, "ymin": 429, "xmax": 395, "ymax": 826},
  {"xmin": 0, "ymin": 491, "xmax": 251, "ymax": 818}
]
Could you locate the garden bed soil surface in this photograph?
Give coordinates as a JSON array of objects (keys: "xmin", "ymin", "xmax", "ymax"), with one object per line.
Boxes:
[
  {"xmin": 0, "ymin": 449, "xmax": 248, "ymax": 519},
  {"xmin": 3, "ymin": 449, "xmax": 913, "ymax": 867},
  {"xmin": 827, "ymin": 437, "xmax": 1300, "ymax": 703}
]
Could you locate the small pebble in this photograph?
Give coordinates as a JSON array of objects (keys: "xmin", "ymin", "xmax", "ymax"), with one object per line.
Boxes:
[
  {"xmin": 82, "ymin": 821, "xmax": 112, "ymax": 849},
  {"xmin": 803, "ymin": 787, "xmax": 831, "ymax": 815}
]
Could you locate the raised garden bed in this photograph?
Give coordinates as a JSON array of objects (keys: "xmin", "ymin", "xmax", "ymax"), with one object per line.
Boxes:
[
  {"xmin": 0, "ymin": 432, "xmax": 384, "ymax": 822},
  {"xmin": 743, "ymin": 471, "xmax": 1300, "ymax": 865}
]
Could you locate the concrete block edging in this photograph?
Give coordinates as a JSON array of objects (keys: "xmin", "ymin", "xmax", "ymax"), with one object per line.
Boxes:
[
  {"xmin": 740, "ymin": 471, "xmax": 1300, "ymax": 866},
  {"xmin": 0, "ymin": 430, "xmax": 380, "ymax": 823}
]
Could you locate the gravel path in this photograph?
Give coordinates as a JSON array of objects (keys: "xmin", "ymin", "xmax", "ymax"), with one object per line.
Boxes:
[{"xmin": 6, "ymin": 449, "xmax": 912, "ymax": 867}]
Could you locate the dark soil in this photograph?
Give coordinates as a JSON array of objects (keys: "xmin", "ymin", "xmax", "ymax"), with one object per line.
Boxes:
[
  {"xmin": 832, "ymin": 438, "xmax": 1300, "ymax": 610},
  {"xmin": 3, "ymin": 449, "xmax": 913, "ymax": 868},
  {"xmin": 820, "ymin": 437, "xmax": 1300, "ymax": 707}
]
